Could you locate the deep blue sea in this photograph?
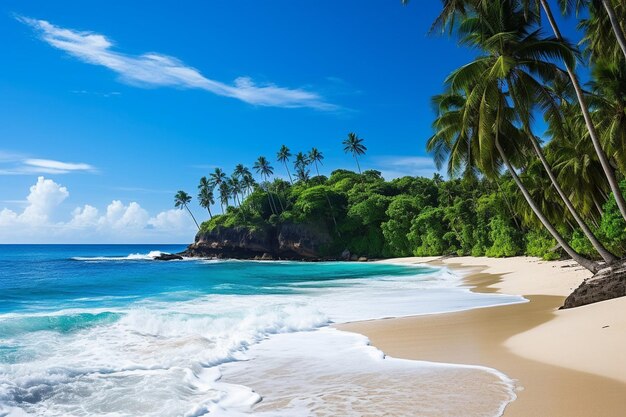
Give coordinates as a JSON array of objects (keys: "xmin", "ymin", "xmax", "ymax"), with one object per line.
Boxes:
[{"xmin": 0, "ymin": 245, "xmax": 525, "ymax": 417}]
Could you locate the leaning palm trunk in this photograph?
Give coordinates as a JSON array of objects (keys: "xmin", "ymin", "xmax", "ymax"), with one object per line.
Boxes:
[
  {"xmin": 539, "ymin": 0, "xmax": 626, "ymax": 222},
  {"xmin": 283, "ymin": 162, "xmax": 294, "ymax": 184},
  {"xmin": 495, "ymin": 138, "xmax": 599, "ymax": 273},
  {"xmin": 185, "ymin": 204, "xmax": 200, "ymax": 230},
  {"xmin": 601, "ymin": 0, "xmax": 626, "ymax": 61},
  {"xmin": 354, "ymin": 156, "xmax": 362, "ymax": 174},
  {"xmin": 266, "ymin": 193, "xmax": 276, "ymax": 215},
  {"xmin": 528, "ymin": 136, "xmax": 618, "ymax": 264},
  {"xmin": 207, "ymin": 207, "xmax": 213, "ymax": 220}
]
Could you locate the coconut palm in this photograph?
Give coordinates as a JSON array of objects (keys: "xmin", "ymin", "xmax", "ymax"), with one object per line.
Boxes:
[
  {"xmin": 342, "ymin": 132, "xmax": 367, "ymax": 174},
  {"xmin": 230, "ymin": 175, "xmax": 243, "ymax": 206},
  {"xmin": 210, "ymin": 168, "xmax": 228, "ymax": 213},
  {"xmin": 523, "ymin": 0, "xmax": 626, "ymax": 221},
  {"xmin": 427, "ymin": 87, "xmax": 599, "ymax": 272},
  {"xmin": 308, "ymin": 147, "xmax": 339, "ymax": 231},
  {"xmin": 294, "ymin": 152, "xmax": 310, "ymax": 171},
  {"xmin": 414, "ymin": 0, "xmax": 626, "ymax": 222},
  {"xmin": 448, "ymin": 0, "xmax": 617, "ymax": 262},
  {"xmin": 277, "ymin": 145, "xmax": 294, "ymax": 184},
  {"xmin": 197, "ymin": 176, "xmax": 214, "ymax": 219},
  {"xmin": 254, "ymin": 156, "xmax": 278, "ymax": 215},
  {"xmin": 174, "ymin": 190, "xmax": 200, "ymax": 230},
  {"xmin": 295, "ymin": 166, "xmax": 310, "ymax": 183},
  {"xmin": 218, "ymin": 181, "xmax": 231, "ymax": 210},
  {"xmin": 308, "ymin": 148, "xmax": 324, "ymax": 177},
  {"xmin": 560, "ymin": 0, "xmax": 626, "ymax": 62},
  {"xmin": 242, "ymin": 172, "xmax": 256, "ymax": 196}
]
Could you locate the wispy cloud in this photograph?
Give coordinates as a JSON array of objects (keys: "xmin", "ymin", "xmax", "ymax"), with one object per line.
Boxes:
[
  {"xmin": 373, "ymin": 155, "xmax": 439, "ymax": 180},
  {"xmin": 0, "ymin": 151, "xmax": 96, "ymax": 175},
  {"xmin": 71, "ymin": 89, "xmax": 121, "ymax": 98},
  {"xmin": 19, "ymin": 16, "xmax": 336, "ymax": 110}
]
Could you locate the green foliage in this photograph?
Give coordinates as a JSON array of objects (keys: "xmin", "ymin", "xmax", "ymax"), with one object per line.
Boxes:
[
  {"xmin": 598, "ymin": 185, "xmax": 626, "ymax": 256},
  {"xmin": 485, "ymin": 217, "xmax": 523, "ymax": 258},
  {"xmin": 525, "ymin": 230, "xmax": 560, "ymax": 260},
  {"xmin": 381, "ymin": 196, "xmax": 420, "ymax": 257},
  {"xmin": 195, "ymin": 165, "xmax": 622, "ymax": 262}
]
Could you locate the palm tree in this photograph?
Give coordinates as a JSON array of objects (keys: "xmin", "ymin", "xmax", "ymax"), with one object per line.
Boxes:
[
  {"xmin": 560, "ymin": 0, "xmax": 626, "ymax": 62},
  {"xmin": 308, "ymin": 148, "xmax": 324, "ymax": 177},
  {"xmin": 295, "ymin": 165, "xmax": 310, "ymax": 183},
  {"xmin": 242, "ymin": 172, "xmax": 256, "ymax": 196},
  {"xmin": 427, "ymin": 87, "xmax": 599, "ymax": 272},
  {"xmin": 230, "ymin": 175, "xmax": 242, "ymax": 206},
  {"xmin": 294, "ymin": 152, "xmax": 310, "ymax": 171},
  {"xmin": 343, "ymin": 132, "xmax": 367, "ymax": 174},
  {"xmin": 197, "ymin": 176, "xmax": 214, "ymax": 219},
  {"xmin": 525, "ymin": 0, "xmax": 626, "ymax": 222},
  {"xmin": 174, "ymin": 190, "xmax": 200, "ymax": 230},
  {"xmin": 254, "ymin": 156, "xmax": 278, "ymax": 215},
  {"xmin": 447, "ymin": 0, "xmax": 617, "ymax": 263},
  {"xmin": 277, "ymin": 145, "xmax": 294, "ymax": 184},
  {"xmin": 218, "ymin": 181, "xmax": 231, "ymax": 210},
  {"xmin": 416, "ymin": 0, "xmax": 626, "ymax": 222},
  {"xmin": 210, "ymin": 168, "xmax": 228, "ymax": 213},
  {"xmin": 308, "ymin": 147, "xmax": 339, "ymax": 231}
]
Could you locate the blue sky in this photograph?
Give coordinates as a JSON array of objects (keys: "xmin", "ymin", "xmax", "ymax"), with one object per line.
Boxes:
[{"xmin": 0, "ymin": 0, "xmax": 585, "ymax": 243}]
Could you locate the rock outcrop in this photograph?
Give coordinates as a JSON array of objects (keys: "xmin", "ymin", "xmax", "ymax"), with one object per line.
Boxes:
[
  {"xmin": 182, "ymin": 222, "xmax": 333, "ymax": 260},
  {"xmin": 561, "ymin": 261, "xmax": 626, "ymax": 309},
  {"xmin": 153, "ymin": 253, "xmax": 183, "ymax": 261}
]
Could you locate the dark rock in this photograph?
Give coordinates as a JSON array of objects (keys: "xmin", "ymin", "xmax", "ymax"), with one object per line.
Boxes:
[
  {"xmin": 261, "ymin": 253, "xmax": 274, "ymax": 260},
  {"xmin": 561, "ymin": 261, "xmax": 626, "ymax": 309},
  {"xmin": 182, "ymin": 222, "xmax": 333, "ymax": 261},
  {"xmin": 153, "ymin": 253, "xmax": 183, "ymax": 261},
  {"xmin": 341, "ymin": 249, "xmax": 351, "ymax": 261},
  {"xmin": 350, "ymin": 254, "xmax": 359, "ymax": 261}
]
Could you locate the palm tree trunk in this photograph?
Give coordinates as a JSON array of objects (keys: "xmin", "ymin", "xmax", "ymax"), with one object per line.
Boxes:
[
  {"xmin": 266, "ymin": 193, "xmax": 276, "ymax": 215},
  {"xmin": 284, "ymin": 162, "xmax": 293, "ymax": 184},
  {"xmin": 601, "ymin": 0, "xmax": 626, "ymax": 61},
  {"xmin": 495, "ymin": 139, "xmax": 599, "ymax": 273},
  {"xmin": 528, "ymin": 136, "xmax": 617, "ymax": 263},
  {"xmin": 207, "ymin": 207, "xmax": 213, "ymax": 220},
  {"xmin": 354, "ymin": 156, "xmax": 362, "ymax": 174},
  {"xmin": 540, "ymin": 0, "xmax": 626, "ymax": 222},
  {"xmin": 184, "ymin": 204, "xmax": 200, "ymax": 230}
]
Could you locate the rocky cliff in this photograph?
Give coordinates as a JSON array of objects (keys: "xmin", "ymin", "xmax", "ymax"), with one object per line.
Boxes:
[{"xmin": 182, "ymin": 222, "xmax": 333, "ymax": 260}]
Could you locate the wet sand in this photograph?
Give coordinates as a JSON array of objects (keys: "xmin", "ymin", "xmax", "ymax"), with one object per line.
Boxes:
[{"xmin": 338, "ymin": 257, "xmax": 626, "ymax": 416}]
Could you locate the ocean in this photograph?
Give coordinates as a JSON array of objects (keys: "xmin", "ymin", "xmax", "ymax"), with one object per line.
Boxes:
[{"xmin": 0, "ymin": 245, "xmax": 526, "ymax": 416}]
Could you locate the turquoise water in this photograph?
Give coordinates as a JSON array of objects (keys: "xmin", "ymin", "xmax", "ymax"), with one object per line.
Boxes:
[{"xmin": 0, "ymin": 245, "xmax": 524, "ymax": 416}]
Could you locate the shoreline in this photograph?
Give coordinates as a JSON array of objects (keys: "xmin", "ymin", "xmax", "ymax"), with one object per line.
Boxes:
[{"xmin": 337, "ymin": 256, "xmax": 626, "ymax": 416}]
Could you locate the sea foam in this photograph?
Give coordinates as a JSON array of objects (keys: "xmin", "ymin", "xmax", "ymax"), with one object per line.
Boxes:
[{"xmin": 0, "ymin": 257, "xmax": 524, "ymax": 416}]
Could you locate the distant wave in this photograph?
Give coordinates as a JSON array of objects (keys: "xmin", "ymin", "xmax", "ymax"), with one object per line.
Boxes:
[{"xmin": 72, "ymin": 251, "xmax": 176, "ymax": 261}]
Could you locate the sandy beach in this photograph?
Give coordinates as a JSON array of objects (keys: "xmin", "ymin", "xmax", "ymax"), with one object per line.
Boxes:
[{"xmin": 338, "ymin": 256, "xmax": 626, "ymax": 416}]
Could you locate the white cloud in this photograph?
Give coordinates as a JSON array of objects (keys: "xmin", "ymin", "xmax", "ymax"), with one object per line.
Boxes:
[
  {"xmin": 0, "ymin": 177, "xmax": 198, "ymax": 243},
  {"xmin": 19, "ymin": 17, "xmax": 336, "ymax": 110},
  {"xmin": 373, "ymin": 156, "xmax": 439, "ymax": 180},
  {"xmin": 24, "ymin": 159, "xmax": 95, "ymax": 174},
  {"xmin": 148, "ymin": 209, "xmax": 189, "ymax": 231},
  {"xmin": 21, "ymin": 176, "xmax": 69, "ymax": 224},
  {"xmin": 0, "ymin": 151, "xmax": 97, "ymax": 176},
  {"xmin": 0, "ymin": 208, "xmax": 18, "ymax": 227},
  {"xmin": 69, "ymin": 204, "xmax": 99, "ymax": 227},
  {"xmin": 98, "ymin": 200, "xmax": 150, "ymax": 230}
]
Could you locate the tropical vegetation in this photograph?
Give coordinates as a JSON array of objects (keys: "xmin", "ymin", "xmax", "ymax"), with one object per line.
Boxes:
[{"xmin": 174, "ymin": 0, "xmax": 626, "ymax": 271}]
